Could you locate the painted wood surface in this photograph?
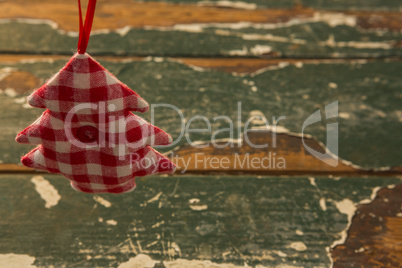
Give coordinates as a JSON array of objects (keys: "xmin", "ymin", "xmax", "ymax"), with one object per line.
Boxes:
[
  {"xmin": 0, "ymin": 174, "xmax": 400, "ymax": 267},
  {"xmin": 0, "ymin": 1, "xmax": 401, "ymax": 57},
  {"xmin": 0, "ymin": 1, "xmax": 401, "ymax": 267},
  {"xmin": 332, "ymin": 184, "xmax": 402, "ymax": 267},
  {"xmin": 0, "ymin": 56, "xmax": 401, "ymax": 170}
]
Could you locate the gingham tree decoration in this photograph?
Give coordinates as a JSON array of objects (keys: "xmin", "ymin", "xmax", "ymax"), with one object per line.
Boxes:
[{"xmin": 15, "ymin": 0, "xmax": 176, "ymax": 193}]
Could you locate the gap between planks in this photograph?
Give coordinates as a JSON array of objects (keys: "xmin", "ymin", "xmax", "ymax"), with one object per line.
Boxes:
[
  {"xmin": 1, "ymin": 164, "xmax": 401, "ymax": 177},
  {"xmin": 1, "ymin": 54, "xmax": 402, "ymax": 74}
]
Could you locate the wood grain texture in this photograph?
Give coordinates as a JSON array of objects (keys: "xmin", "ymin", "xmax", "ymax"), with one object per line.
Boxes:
[
  {"xmin": 4, "ymin": 55, "xmax": 399, "ymax": 74},
  {"xmin": 1, "ymin": 57, "xmax": 401, "ymax": 169},
  {"xmin": 169, "ymin": 129, "xmax": 400, "ymax": 175},
  {"xmin": 332, "ymin": 184, "xmax": 402, "ymax": 267},
  {"xmin": 0, "ymin": 174, "xmax": 400, "ymax": 267},
  {"xmin": 0, "ymin": 1, "xmax": 401, "ymax": 57},
  {"xmin": 136, "ymin": 0, "xmax": 402, "ymax": 11},
  {"xmin": 0, "ymin": 1, "xmax": 400, "ymax": 31},
  {"xmin": 0, "ymin": 1, "xmax": 401, "ymax": 267},
  {"xmin": 4, "ymin": 129, "xmax": 400, "ymax": 175},
  {"xmin": 0, "ymin": 70, "xmax": 41, "ymax": 94},
  {"xmin": 0, "ymin": 55, "xmax": 299, "ymax": 74},
  {"xmin": 0, "ymin": 1, "xmax": 315, "ymax": 30}
]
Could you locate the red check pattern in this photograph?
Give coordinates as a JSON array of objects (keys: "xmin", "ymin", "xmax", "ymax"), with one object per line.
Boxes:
[
  {"xmin": 28, "ymin": 53, "xmax": 149, "ymax": 119},
  {"xmin": 16, "ymin": 53, "xmax": 176, "ymax": 194}
]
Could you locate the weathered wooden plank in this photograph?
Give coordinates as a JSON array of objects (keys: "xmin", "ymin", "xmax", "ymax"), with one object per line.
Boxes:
[
  {"xmin": 332, "ymin": 184, "xmax": 402, "ymax": 267},
  {"xmin": 169, "ymin": 130, "xmax": 401, "ymax": 176},
  {"xmin": 1, "ymin": 1, "xmax": 401, "ymax": 30},
  {"xmin": 0, "ymin": 174, "xmax": 400, "ymax": 267},
  {"xmin": 1, "ymin": 57, "xmax": 401, "ymax": 169},
  {"xmin": 0, "ymin": 1, "xmax": 401, "ymax": 57},
  {"xmin": 139, "ymin": 0, "xmax": 402, "ymax": 11},
  {"xmin": 4, "ymin": 128, "xmax": 401, "ymax": 176}
]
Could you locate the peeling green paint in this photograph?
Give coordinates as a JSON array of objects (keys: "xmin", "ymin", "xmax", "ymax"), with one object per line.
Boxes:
[
  {"xmin": 0, "ymin": 21, "xmax": 401, "ymax": 57},
  {"xmin": 0, "ymin": 175, "xmax": 400, "ymax": 267},
  {"xmin": 1, "ymin": 58, "xmax": 401, "ymax": 168},
  {"xmin": 138, "ymin": 0, "xmax": 402, "ymax": 11}
]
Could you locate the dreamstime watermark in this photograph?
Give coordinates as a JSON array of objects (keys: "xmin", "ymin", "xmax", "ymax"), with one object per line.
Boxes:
[{"xmin": 63, "ymin": 100, "xmax": 339, "ymax": 168}]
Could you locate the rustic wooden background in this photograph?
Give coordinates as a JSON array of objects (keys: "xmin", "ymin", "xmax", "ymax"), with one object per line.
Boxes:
[{"xmin": 0, "ymin": 0, "xmax": 401, "ymax": 267}]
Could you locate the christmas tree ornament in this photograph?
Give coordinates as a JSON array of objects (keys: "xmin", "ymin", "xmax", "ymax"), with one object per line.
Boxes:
[{"xmin": 15, "ymin": 0, "xmax": 176, "ymax": 194}]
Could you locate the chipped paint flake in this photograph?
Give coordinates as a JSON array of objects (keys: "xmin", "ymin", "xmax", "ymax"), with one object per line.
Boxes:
[
  {"xmin": 336, "ymin": 41, "xmax": 393, "ymax": 49},
  {"xmin": 249, "ymin": 110, "xmax": 268, "ymax": 125},
  {"xmin": 227, "ymin": 46, "xmax": 248, "ymax": 56},
  {"xmin": 296, "ymin": 230, "xmax": 304, "ymax": 236},
  {"xmin": 171, "ymin": 24, "xmax": 204, "ymax": 33},
  {"xmin": 0, "ymin": 18, "xmax": 58, "ymax": 29},
  {"xmin": 31, "ymin": 176, "xmax": 60, "ymax": 209},
  {"xmin": 328, "ymin": 82, "xmax": 338, "ymax": 89},
  {"xmin": 295, "ymin": 62, "xmax": 304, "ymax": 68},
  {"xmin": 118, "ymin": 253, "xmax": 255, "ymax": 268},
  {"xmin": 216, "ymin": 29, "xmax": 306, "ymax": 45},
  {"xmin": 198, "ymin": 1, "xmax": 257, "ymax": 10},
  {"xmin": 190, "ymin": 204, "xmax": 208, "ymax": 211},
  {"xmin": 322, "ymin": 34, "xmax": 393, "ymax": 49},
  {"xmin": 3, "ymin": 88, "xmax": 18, "ymax": 98},
  {"xmin": 153, "ymin": 57, "xmax": 164, "ymax": 63},
  {"xmin": 355, "ymin": 247, "xmax": 365, "ymax": 253},
  {"xmin": 250, "ymin": 45, "xmax": 272, "ymax": 56},
  {"xmin": 339, "ymin": 112, "xmax": 351, "ymax": 119},
  {"xmin": 169, "ymin": 242, "xmax": 182, "ymax": 257},
  {"xmin": 276, "ymin": 251, "xmax": 287, "ymax": 257},
  {"xmin": 189, "ymin": 198, "xmax": 200, "ymax": 204},
  {"xmin": 106, "ymin": 219, "xmax": 118, "ymax": 226},
  {"xmin": 308, "ymin": 177, "xmax": 316, "ymax": 187},
  {"xmin": 187, "ymin": 64, "xmax": 207, "ymax": 72},
  {"xmin": 332, "ymin": 199, "xmax": 356, "ymax": 247},
  {"xmin": 251, "ymin": 62, "xmax": 290, "ymax": 76},
  {"xmin": 188, "ymin": 198, "xmax": 208, "ymax": 211},
  {"xmin": 0, "ymin": 254, "xmax": 36, "ymax": 268},
  {"xmin": 147, "ymin": 192, "xmax": 163, "ymax": 203},
  {"xmin": 289, "ymin": 242, "xmax": 307, "ymax": 252},
  {"xmin": 118, "ymin": 254, "xmax": 153, "ymax": 268},
  {"xmin": 14, "ymin": 97, "xmax": 26, "ymax": 104},
  {"xmin": 313, "ymin": 12, "xmax": 356, "ymax": 27},
  {"xmin": 115, "ymin": 25, "xmax": 131, "ymax": 37},
  {"xmin": 359, "ymin": 186, "xmax": 382, "ymax": 205},
  {"xmin": 22, "ymin": 102, "xmax": 34, "ymax": 109},
  {"xmin": 145, "ymin": 240, "xmax": 159, "ymax": 248},
  {"xmin": 319, "ymin": 198, "xmax": 327, "ymax": 211},
  {"xmin": 93, "ymin": 196, "xmax": 112, "ymax": 208},
  {"xmin": 243, "ymin": 33, "xmax": 306, "ymax": 44},
  {"xmin": 151, "ymin": 221, "xmax": 165, "ymax": 228}
]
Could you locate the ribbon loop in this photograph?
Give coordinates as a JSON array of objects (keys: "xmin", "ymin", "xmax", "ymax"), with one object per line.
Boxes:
[{"xmin": 78, "ymin": 0, "xmax": 97, "ymax": 54}]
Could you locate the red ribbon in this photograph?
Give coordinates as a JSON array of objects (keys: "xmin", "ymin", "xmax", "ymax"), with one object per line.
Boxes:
[{"xmin": 77, "ymin": 0, "xmax": 97, "ymax": 54}]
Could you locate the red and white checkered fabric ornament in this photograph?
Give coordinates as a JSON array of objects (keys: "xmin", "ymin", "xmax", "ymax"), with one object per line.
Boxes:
[{"xmin": 15, "ymin": 0, "xmax": 176, "ymax": 193}]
